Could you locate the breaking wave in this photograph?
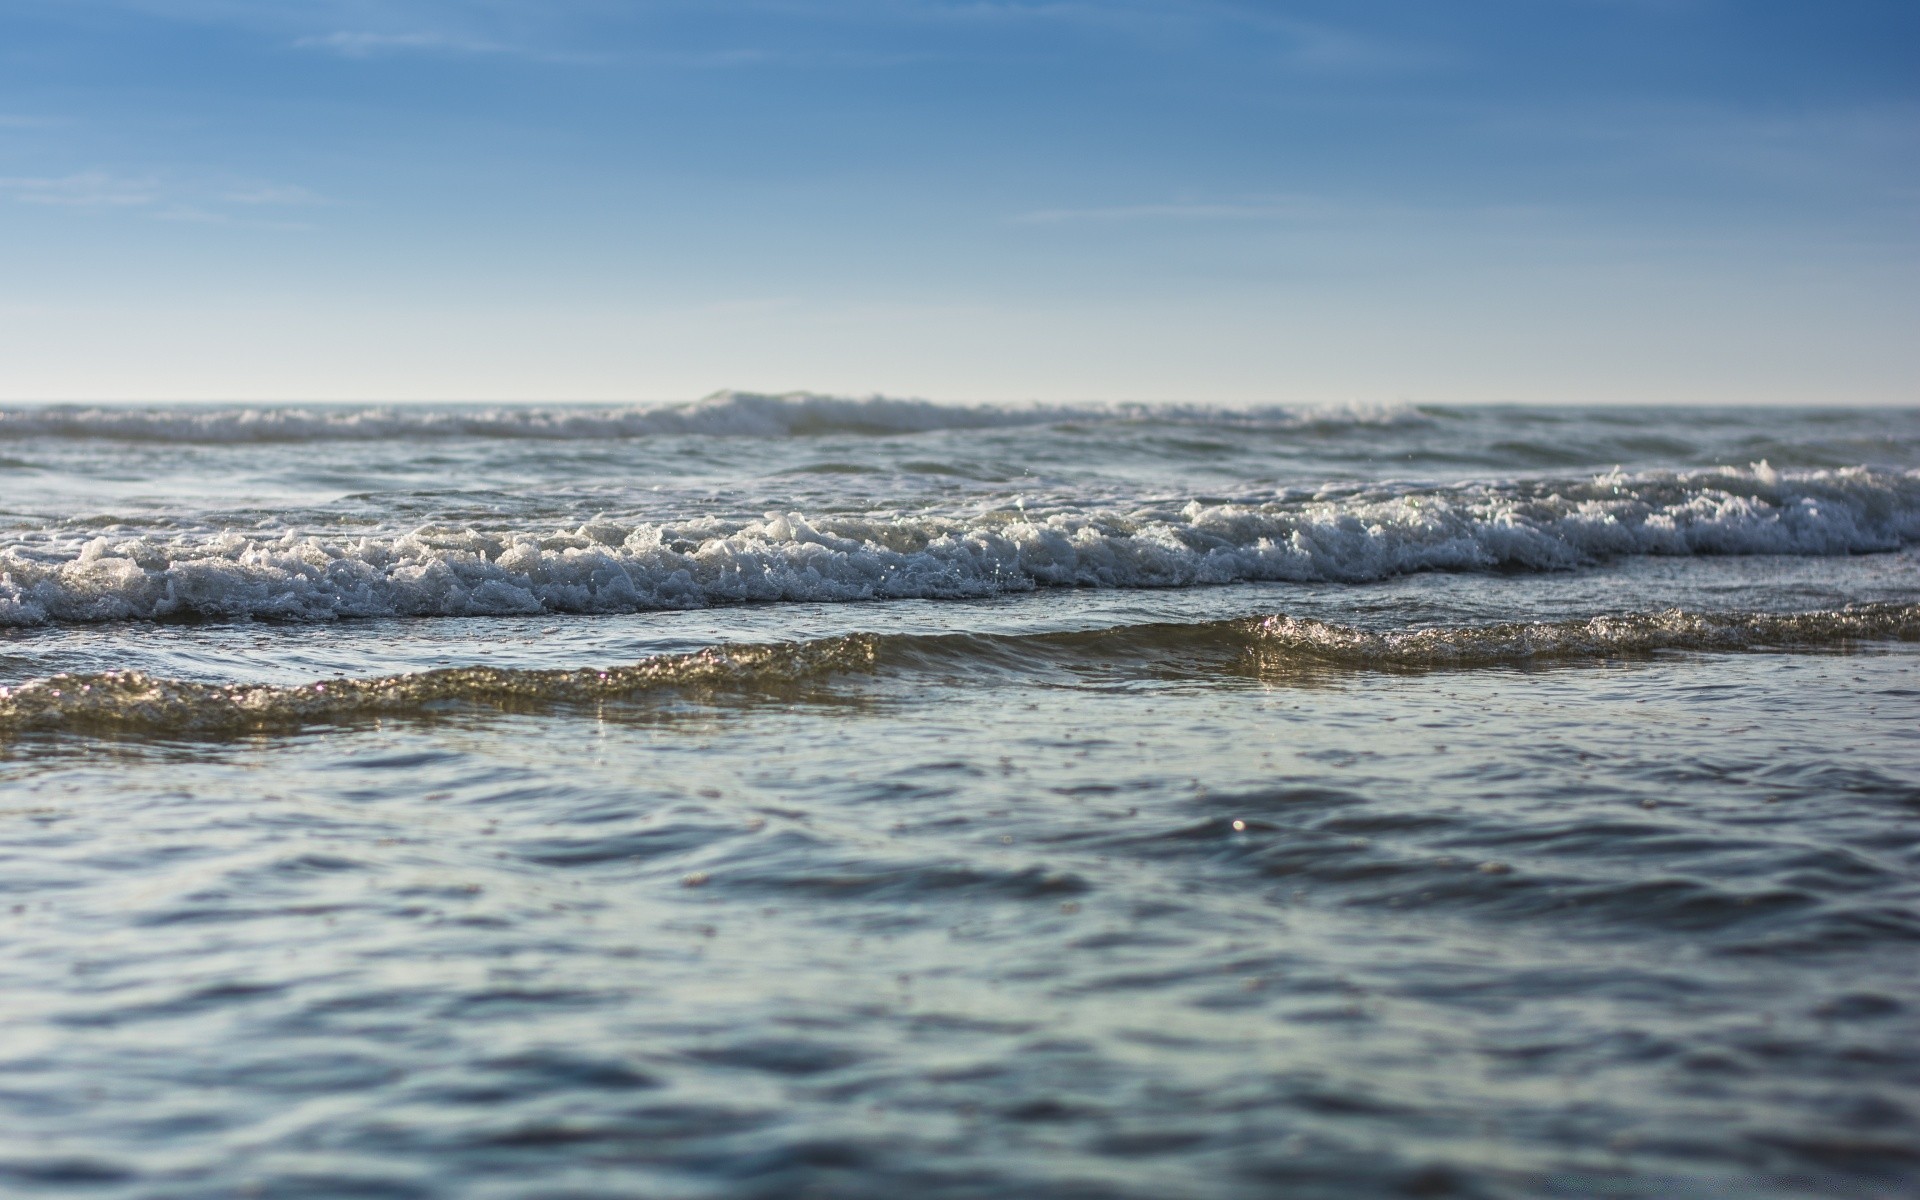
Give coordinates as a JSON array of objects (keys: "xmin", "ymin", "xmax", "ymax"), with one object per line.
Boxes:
[
  {"xmin": 3, "ymin": 604, "xmax": 1912, "ymax": 735},
  {"xmin": 0, "ymin": 393, "xmax": 1423, "ymax": 443},
  {"xmin": 0, "ymin": 465, "xmax": 1914, "ymax": 626}
]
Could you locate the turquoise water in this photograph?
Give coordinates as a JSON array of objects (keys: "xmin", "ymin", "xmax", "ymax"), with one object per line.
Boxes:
[{"xmin": 1, "ymin": 398, "xmax": 1916, "ymax": 1198}]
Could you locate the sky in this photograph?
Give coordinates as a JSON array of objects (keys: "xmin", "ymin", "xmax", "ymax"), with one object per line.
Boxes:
[{"xmin": 0, "ymin": 0, "xmax": 1915, "ymax": 405}]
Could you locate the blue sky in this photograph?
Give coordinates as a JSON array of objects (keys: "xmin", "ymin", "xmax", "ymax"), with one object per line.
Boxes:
[{"xmin": 0, "ymin": 0, "xmax": 1915, "ymax": 403}]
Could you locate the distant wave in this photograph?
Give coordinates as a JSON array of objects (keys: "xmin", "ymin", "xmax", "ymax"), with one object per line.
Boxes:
[
  {"xmin": 0, "ymin": 393, "xmax": 1427, "ymax": 443},
  {"xmin": 0, "ymin": 464, "xmax": 1914, "ymax": 626},
  {"xmin": 4, "ymin": 604, "xmax": 1913, "ymax": 735}
]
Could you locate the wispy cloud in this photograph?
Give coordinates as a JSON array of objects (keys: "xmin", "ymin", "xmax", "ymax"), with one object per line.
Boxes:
[
  {"xmin": 1473, "ymin": 100, "xmax": 1920, "ymax": 215},
  {"xmin": 0, "ymin": 114, "xmax": 66, "ymax": 130},
  {"xmin": 293, "ymin": 26, "xmax": 611, "ymax": 64},
  {"xmin": 0, "ymin": 170, "xmax": 325, "ymax": 226},
  {"xmin": 1013, "ymin": 197, "xmax": 1322, "ymax": 224},
  {"xmin": 151, "ymin": 206, "xmax": 314, "ymax": 230},
  {"xmin": 58, "ymin": 1, "xmax": 603, "ymax": 62},
  {"xmin": 0, "ymin": 171, "xmax": 160, "ymax": 207},
  {"xmin": 220, "ymin": 183, "xmax": 328, "ymax": 206},
  {"xmin": 1272, "ymin": 20, "xmax": 1442, "ymax": 73},
  {"xmin": 914, "ymin": 1, "xmax": 1440, "ymax": 74},
  {"xmin": 294, "ymin": 30, "xmax": 517, "ymax": 59}
]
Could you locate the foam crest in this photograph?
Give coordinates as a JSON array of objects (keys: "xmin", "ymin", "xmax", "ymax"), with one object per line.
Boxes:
[
  {"xmin": 0, "ymin": 394, "xmax": 1422, "ymax": 443},
  {"xmin": 3, "ymin": 605, "xmax": 1911, "ymax": 735},
  {"xmin": 0, "ymin": 465, "xmax": 1912, "ymax": 626}
]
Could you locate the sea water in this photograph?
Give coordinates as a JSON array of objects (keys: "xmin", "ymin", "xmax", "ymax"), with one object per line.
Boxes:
[{"xmin": 0, "ymin": 397, "xmax": 1915, "ymax": 1198}]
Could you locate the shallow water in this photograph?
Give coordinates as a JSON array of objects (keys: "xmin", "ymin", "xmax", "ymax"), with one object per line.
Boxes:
[{"xmin": 1, "ymin": 397, "xmax": 1916, "ymax": 1198}]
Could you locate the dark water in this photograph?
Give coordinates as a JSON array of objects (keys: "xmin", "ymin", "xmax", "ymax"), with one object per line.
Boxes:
[{"xmin": 1, "ymin": 398, "xmax": 1916, "ymax": 1198}]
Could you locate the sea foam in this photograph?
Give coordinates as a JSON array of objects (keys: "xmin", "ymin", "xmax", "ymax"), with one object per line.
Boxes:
[{"xmin": 0, "ymin": 465, "xmax": 1914, "ymax": 626}]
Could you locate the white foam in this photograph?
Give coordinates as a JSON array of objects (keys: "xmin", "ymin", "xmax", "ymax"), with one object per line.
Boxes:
[
  {"xmin": 0, "ymin": 393, "xmax": 1425, "ymax": 443},
  {"xmin": 1, "ymin": 465, "xmax": 1914, "ymax": 625}
]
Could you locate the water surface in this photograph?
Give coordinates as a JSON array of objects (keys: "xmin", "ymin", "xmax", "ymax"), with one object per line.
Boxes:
[{"xmin": 1, "ymin": 396, "xmax": 1916, "ymax": 1199}]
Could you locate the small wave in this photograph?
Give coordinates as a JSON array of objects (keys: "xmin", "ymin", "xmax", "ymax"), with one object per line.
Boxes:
[
  {"xmin": 1247, "ymin": 605, "xmax": 1920, "ymax": 669},
  {"xmin": 0, "ymin": 393, "xmax": 1424, "ymax": 443},
  {"xmin": 4, "ymin": 604, "xmax": 1912, "ymax": 735},
  {"xmin": 0, "ymin": 465, "xmax": 1914, "ymax": 626},
  {"xmin": 0, "ymin": 638, "xmax": 880, "ymax": 735}
]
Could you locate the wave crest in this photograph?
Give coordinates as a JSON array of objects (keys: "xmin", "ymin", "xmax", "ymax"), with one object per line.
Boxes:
[
  {"xmin": 0, "ymin": 636, "xmax": 882, "ymax": 735},
  {"xmin": 0, "ymin": 465, "xmax": 1914, "ymax": 626},
  {"xmin": 3, "ymin": 605, "xmax": 1912, "ymax": 736},
  {"xmin": 1248, "ymin": 605, "xmax": 1920, "ymax": 670}
]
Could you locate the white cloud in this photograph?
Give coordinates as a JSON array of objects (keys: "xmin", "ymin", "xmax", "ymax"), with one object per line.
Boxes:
[
  {"xmin": 152, "ymin": 205, "xmax": 315, "ymax": 230},
  {"xmin": 294, "ymin": 30, "xmax": 516, "ymax": 58},
  {"xmin": 221, "ymin": 183, "xmax": 328, "ymax": 206},
  {"xmin": 1013, "ymin": 198, "xmax": 1321, "ymax": 224},
  {"xmin": 0, "ymin": 171, "xmax": 160, "ymax": 207},
  {"xmin": 1272, "ymin": 20, "xmax": 1442, "ymax": 73},
  {"xmin": 0, "ymin": 170, "xmax": 324, "ymax": 224},
  {"xmin": 907, "ymin": 1, "xmax": 1440, "ymax": 73}
]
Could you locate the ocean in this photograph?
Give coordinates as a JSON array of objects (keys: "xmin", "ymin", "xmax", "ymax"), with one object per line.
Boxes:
[{"xmin": 1, "ymin": 396, "xmax": 1915, "ymax": 1199}]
